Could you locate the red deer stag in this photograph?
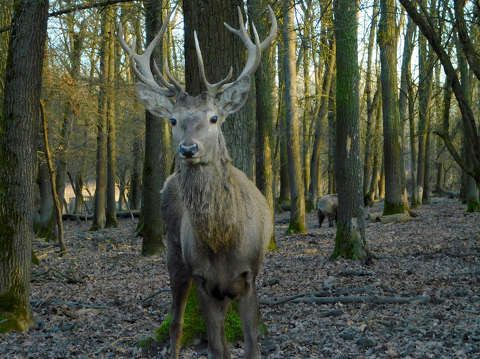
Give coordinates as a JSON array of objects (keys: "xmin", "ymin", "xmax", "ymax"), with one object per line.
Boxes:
[{"xmin": 118, "ymin": 6, "xmax": 276, "ymax": 359}]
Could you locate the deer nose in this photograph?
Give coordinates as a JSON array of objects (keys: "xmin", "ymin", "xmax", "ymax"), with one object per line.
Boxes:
[{"xmin": 179, "ymin": 143, "xmax": 199, "ymax": 159}]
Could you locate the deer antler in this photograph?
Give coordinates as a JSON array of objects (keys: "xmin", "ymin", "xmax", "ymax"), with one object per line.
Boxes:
[
  {"xmin": 194, "ymin": 5, "xmax": 277, "ymax": 96},
  {"xmin": 118, "ymin": 9, "xmax": 184, "ymax": 97}
]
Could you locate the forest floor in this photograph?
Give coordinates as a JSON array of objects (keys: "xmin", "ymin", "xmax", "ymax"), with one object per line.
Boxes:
[{"xmin": 1, "ymin": 197, "xmax": 480, "ymax": 358}]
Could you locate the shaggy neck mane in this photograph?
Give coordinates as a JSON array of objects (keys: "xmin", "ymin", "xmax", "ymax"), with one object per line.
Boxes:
[{"xmin": 178, "ymin": 134, "xmax": 243, "ymax": 253}]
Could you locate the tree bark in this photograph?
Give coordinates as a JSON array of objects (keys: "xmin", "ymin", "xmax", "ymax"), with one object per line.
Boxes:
[
  {"xmin": 141, "ymin": 0, "xmax": 171, "ymax": 255},
  {"xmin": 40, "ymin": 102, "xmax": 66, "ymax": 253},
  {"xmin": 399, "ymin": 16, "xmax": 416, "ymax": 202},
  {"xmin": 332, "ymin": 0, "xmax": 368, "ymax": 262},
  {"xmin": 362, "ymin": 0, "xmax": 379, "ymax": 198},
  {"xmin": 91, "ymin": 6, "xmax": 111, "ymax": 231},
  {"xmin": 106, "ymin": 7, "xmax": 118, "ymax": 228},
  {"xmin": 283, "ymin": 0, "xmax": 306, "ymax": 234},
  {"xmin": 183, "ymin": 0, "xmax": 254, "ymax": 176},
  {"xmin": 379, "ymin": 0, "xmax": 407, "ymax": 215},
  {"xmin": 0, "ymin": 0, "xmax": 48, "ymax": 333},
  {"xmin": 308, "ymin": 2, "xmax": 334, "ymax": 209}
]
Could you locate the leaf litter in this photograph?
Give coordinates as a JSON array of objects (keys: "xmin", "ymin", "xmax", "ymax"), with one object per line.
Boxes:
[{"xmin": 0, "ymin": 197, "xmax": 479, "ymax": 358}]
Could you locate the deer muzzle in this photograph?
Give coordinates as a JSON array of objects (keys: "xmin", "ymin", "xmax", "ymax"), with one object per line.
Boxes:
[{"xmin": 179, "ymin": 143, "xmax": 199, "ymax": 159}]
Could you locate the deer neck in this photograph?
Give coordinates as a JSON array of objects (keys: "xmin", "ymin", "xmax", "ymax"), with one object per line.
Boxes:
[{"xmin": 178, "ymin": 154, "xmax": 241, "ymax": 253}]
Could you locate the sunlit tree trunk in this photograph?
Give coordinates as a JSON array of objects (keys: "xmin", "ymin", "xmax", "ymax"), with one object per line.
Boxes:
[
  {"xmin": 379, "ymin": 0, "xmax": 407, "ymax": 215},
  {"xmin": 0, "ymin": 0, "xmax": 48, "ymax": 333},
  {"xmin": 283, "ymin": 0, "xmax": 306, "ymax": 233},
  {"xmin": 248, "ymin": 0, "xmax": 275, "ymax": 231}
]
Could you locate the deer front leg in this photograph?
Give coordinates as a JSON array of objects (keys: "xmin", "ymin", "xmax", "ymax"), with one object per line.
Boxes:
[
  {"xmin": 197, "ymin": 286, "xmax": 231, "ymax": 359},
  {"xmin": 238, "ymin": 284, "xmax": 261, "ymax": 359},
  {"xmin": 167, "ymin": 241, "xmax": 192, "ymax": 359}
]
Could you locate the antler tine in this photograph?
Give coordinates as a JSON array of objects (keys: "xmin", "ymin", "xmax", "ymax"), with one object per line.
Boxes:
[
  {"xmin": 118, "ymin": 9, "xmax": 184, "ymax": 96},
  {"xmin": 153, "ymin": 60, "xmax": 176, "ymax": 92},
  {"xmin": 164, "ymin": 62, "xmax": 186, "ymax": 93},
  {"xmin": 261, "ymin": 5, "xmax": 278, "ymax": 51},
  {"xmin": 194, "ymin": 31, "xmax": 234, "ymax": 96},
  {"xmin": 223, "ymin": 6, "xmax": 277, "ymax": 83}
]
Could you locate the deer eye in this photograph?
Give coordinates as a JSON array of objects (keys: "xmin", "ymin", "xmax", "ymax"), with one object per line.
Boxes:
[
  {"xmin": 169, "ymin": 118, "xmax": 177, "ymax": 126},
  {"xmin": 210, "ymin": 115, "xmax": 218, "ymax": 124}
]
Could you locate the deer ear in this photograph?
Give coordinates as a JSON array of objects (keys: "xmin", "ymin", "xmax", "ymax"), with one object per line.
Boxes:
[
  {"xmin": 217, "ymin": 76, "xmax": 251, "ymax": 116},
  {"xmin": 135, "ymin": 83, "xmax": 174, "ymax": 118}
]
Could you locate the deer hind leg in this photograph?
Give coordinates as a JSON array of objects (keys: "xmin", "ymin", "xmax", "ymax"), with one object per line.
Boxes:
[
  {"xmin": 197, "ymin": 286, "xmax": 231, "ymax": 359},
  {"xmin": 238, "ymin": 282, "xmax": 261, "ymax": 359},
  {"xmin": 167, "ymin": 241, "xmax": 192, "ymax": 359}
]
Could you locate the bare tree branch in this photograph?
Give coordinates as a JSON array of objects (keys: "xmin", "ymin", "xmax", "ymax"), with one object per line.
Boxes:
[
  {"xmin": 0, "ymin": 0, "xmax": 139, "ymax": 34},
  {"xmin": 454, "ymin": 0, "xmax": 480, "ymax": 81},
  {"xmin": 399, "ymin": 0, "xmax": 480, "ymax": 169}
]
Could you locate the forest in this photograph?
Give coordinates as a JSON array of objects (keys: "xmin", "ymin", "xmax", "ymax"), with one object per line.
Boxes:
[{"xmin": 0, "ymin": 0, "xmax": 479, "ymax": 358}]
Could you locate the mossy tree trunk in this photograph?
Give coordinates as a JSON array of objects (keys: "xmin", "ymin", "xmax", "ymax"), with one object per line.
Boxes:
[
  {"xmin": 378, "ymin": 0, "xmax": 407, "ymax": 215},
  {"xmin": 283, "ymin": 0, "xmax": 306, "ymax": 234},
  {"xmin": 0, "ymin": 0, "xmax": 13, "ymax": 102},
  {"xmin": 332, "ymin": 0, "xmax": 368, "ymax": 262},
  {"xmin": 0, "ymin": 0, "xmax": 48, "ymax": 333}
]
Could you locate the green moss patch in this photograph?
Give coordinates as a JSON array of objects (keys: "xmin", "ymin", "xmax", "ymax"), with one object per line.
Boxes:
[
  {"xmin": 467, "ymin": 200, "xmax": 480, "ymax": 213},
  {"xmin": 154, "ymin": 284, "xmax": 243, "ymax": 346},
  {"xmin": 383, "ymin": 201, "xmax": 407, "ymax": 216}
]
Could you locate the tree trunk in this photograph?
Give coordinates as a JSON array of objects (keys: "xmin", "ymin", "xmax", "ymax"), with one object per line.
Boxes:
[
  {"xmin": 91, "ymin": 6, "xmax": 111, "ymax": 231},
  {"xmin": 40, "ymin": 102, "xmax": 66, "ymax": 253},
  {"xmin": 456, "ymin": 31, "xmax": 479, "ymax": 211},
  {"xmin": 141, "ymin": 0, "xmax": 171, "ymax": 255},
  {"xmin": 327, "ymin": 81, "xmax": 336, "ymax": 194},
  {"xmin": 362, "ymin": 0, "xmax": 379, "ymax": 198},
  {"xmin": 130, "ymin": 136, "xmax": 142, "ymax": 210},
  {"xmin": 399, "ymin": 16, "xmax": 415, "ymax": 201},
  {"xmin": 0, "ymin": 0, "xmax": 13, "ymax": 102},
  {"xmin": 106, "ymin": 8, "xmax": 118, "ymax": 228},
  {"xmin": 0, "ymin": 0, "xmax": 48, "ymax": 333},
  {"xmin": 308, "ymin": 3, "xmax": 334, "ymax": 209},
  {"xmin": 415, "ymin": 16, "xmax": 433, "ymax": 206},
  {"xmin": 379, "ymin": 0, "xmax": 407, "ymax": 215},
  {"xmin": 277, "ymin": 38, "xmax": 290, "ymax": 209},
  {"xmin": 183, "ymin": 0, "xmax": 254, "ymax": 176},
  {"xmin": 283, "ymin": 0, "xmax": 306, "ymax": 234},
  {"xmin": 332, "ymin": 0, "xmax": 368, "ymax": 262},
  {"xmin": 368, "ymin": 90, "xmax": 382, "ymax": 202}
]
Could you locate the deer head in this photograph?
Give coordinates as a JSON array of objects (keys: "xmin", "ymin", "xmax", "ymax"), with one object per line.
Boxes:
[{"xmin": 118, "ymin": 6, "xmax": 277, "ymax": 166}]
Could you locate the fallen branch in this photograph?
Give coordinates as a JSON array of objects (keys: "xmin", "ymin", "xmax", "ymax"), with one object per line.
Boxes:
[
  {"xmin": 142, "ymin": 288, "xmax": 171, "ymax": 304},
  {"xmin": 293, "ymin": 295, "xmax": 431, "ymax": 305},
  {"xmin": 338, "ymin": 270, "xmax": 374, "ymax": 277},
  {"xmin": 261, "ymin": 295, "xmax": 431, "ymax": 306}
]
